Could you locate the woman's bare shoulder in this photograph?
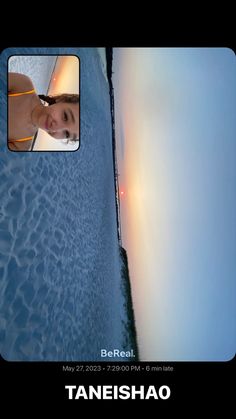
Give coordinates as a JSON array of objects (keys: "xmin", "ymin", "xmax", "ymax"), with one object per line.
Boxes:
[
  {"xmin": 8, "ymin": 140, "xmax": 32, "ymax": 151},
  {"xmin": 8, "ymin": 72, "xmax": 35, "ymax": 94}
]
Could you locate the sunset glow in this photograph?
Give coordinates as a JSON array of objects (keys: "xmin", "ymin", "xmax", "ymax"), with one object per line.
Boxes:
[{"xmin": 114, "ymin": 48, "xmax": 236, "ymax": 361}]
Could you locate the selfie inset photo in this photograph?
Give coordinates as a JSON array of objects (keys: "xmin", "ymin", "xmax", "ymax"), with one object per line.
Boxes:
[{"xmin": 8, "ymin": 55, "xmax": 80, "ymax": 151}]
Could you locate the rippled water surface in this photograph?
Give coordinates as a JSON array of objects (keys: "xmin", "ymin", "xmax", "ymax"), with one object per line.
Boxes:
[{"xmin": 0, "ymin": 48, "xmax": 125, "ymax": 361}]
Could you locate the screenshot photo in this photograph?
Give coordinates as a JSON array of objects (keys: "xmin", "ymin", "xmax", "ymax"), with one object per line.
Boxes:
[{"xmin": 0, "ymin": 47, "xmax": 235, "ymax": 362}]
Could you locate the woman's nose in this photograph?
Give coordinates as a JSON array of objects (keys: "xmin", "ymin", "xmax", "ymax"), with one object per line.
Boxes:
[{"xmin": 52, "ymin": 121, "xmax": 67, "ymax": 131}]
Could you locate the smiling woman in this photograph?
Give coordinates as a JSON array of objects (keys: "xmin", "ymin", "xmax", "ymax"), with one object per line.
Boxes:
[
  {"xmin": 8, "ymin": 69, "xmax": 80, "ymax": 151},
  {"xmin": 35, "ymin": 93, "xmax": 79, "ymax": 142},
  {"xmin": 34, "ymin": 55, "xmax": 80, "ymax": 151}
]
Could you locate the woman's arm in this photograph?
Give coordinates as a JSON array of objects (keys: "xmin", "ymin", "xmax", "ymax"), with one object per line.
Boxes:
[{"xmin": 8, "ymin": 72, "xmax": 34, "ymax": 94}]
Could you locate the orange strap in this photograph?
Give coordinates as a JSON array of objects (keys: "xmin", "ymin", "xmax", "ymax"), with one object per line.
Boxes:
[
  {"xmin": 8, "ymin": 89, "xmax": 36, "ymax": 97},
  {"xmin": 12, "ymin": 136, "xmax": 34, "ymax": 142}
]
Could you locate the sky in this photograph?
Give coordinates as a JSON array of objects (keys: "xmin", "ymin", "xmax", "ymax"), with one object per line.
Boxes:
[
  {"xmin": 35, "ymin": 55, "xmax": 79, "ymax": 151},
  {"xmin": 113, "ymin": 48, "xmax": 236, "ymax": 361}
]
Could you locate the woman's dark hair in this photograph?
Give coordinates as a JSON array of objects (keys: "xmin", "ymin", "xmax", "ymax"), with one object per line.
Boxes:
[
  {"xmin": 38, "ymin": 94, "xmax": 79, "ymax": 144},
  {"xmin": 38, "ymin": 93, "xmax": 79, "ymax": 105}
]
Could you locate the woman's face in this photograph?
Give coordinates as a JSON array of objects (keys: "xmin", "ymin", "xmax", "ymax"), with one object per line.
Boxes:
[{"xmin": 38, "ymin": 102, "xmax": 79, "ymax": 141}]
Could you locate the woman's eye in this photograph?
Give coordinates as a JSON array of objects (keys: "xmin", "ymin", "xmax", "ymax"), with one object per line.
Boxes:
[{"xmin": 64, "ymin": 112, "xmax": 68, "ymax": 121}]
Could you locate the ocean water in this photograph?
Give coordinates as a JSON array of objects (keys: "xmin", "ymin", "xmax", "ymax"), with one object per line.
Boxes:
[{"xmin": 0, "ymin": 48, "xmax": 126, "ymax": 361}]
